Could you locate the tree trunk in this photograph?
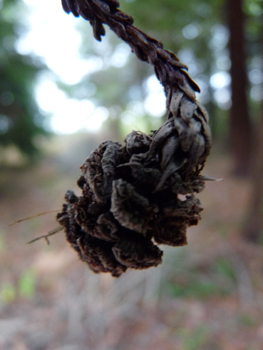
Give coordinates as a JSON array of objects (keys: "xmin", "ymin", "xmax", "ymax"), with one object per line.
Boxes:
[
  {"xmin": 242, "ymin": 100, "xmax": 263, "ymax": 242},
  {"xmin": 228, "ymin": 0, "xmax": 252, "ymax": 176},
  {"xmin": 241, "ymin": 13, "xmax": 263, "ymax": 243}
]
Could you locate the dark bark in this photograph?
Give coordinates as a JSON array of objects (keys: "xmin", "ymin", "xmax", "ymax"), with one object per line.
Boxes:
[
  {"xmin": 242, "ymin": 100, "xmax": 263, "ymax": 242},
  {"xmin": 242, "ymin": 14, "xmax": 263, "ymax": 243},
  {"xmin": 228, "ymin": 0, "xmax": 252, "ymax": 176}
]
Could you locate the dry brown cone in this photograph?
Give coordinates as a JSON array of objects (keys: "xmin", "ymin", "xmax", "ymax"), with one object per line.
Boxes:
[{"xmin": 57, "ymin": 0, "xmax": 212, "ymax": 277}]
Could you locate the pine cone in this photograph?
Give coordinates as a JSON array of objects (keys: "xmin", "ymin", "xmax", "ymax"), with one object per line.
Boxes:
[{"xmin": 57, "ymin": 122, "xmax": 209, "ymax": 276}]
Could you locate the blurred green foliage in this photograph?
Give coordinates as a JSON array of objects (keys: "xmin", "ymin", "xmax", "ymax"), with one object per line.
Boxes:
[
  {"xmin": 0, "ymin": 236, "xmax": 4, "ymax": 251},
  {"xmin": 18, "ymin": 270, "xmax": 36, "ymax": 298},
  {"xmin": 0, "ymin": 0, "xmax": 48, "ymax": 158},
  {"xmin": 238, "ymin": 313, "xmax": 257, "ymax": 327},
  {"xmin": 215, "ymin": 258, "xmax": 237, "ymax": 282},
  {"xmin": 164, "ymin": 252, "xmax": 238, "ymax": 299},
  {"xmin": 0, "ymin": 283, "xmax": 16, "ymax": 303},
  {"xmin": 179, "ymin": 326, "xmax": 209, "ymax": 350},
  {"xmin": 122, "ymin": 0, "xmax": 225, "ymax": 53},
  {"xmin": 0, "ymin": 269, "xmax": 36, "ymax": 304},
  {"xmin": 168, "ymin": 278, "xmax": 224, "ymax": 298}
]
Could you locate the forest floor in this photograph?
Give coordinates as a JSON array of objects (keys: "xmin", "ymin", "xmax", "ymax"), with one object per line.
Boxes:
[{"xmin": 0, "ymin": 134, "xmax": 263, "ymax": 350}]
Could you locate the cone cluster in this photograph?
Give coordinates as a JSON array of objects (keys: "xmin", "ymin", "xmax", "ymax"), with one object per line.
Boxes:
[
  {"xmin": 57, "ymin": 0, "xmax": 212, "ymax": 276},
  {"xmin": 57, "ymin": 113, "xmax": 208, "ymax": 276}
]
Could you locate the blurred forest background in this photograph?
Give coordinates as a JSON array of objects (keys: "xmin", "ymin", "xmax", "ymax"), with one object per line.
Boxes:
[{"xmin": 1, "ymin": 0, "xmax": 263, "ymax": 349}]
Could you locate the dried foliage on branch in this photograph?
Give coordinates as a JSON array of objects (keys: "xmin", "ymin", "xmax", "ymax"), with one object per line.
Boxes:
[{"xmin": 57, "ymin": 0, "xmax": 212, "ymax": 276}]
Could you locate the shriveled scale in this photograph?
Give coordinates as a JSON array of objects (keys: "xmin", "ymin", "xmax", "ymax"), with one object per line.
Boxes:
[{"xmin": 57, "ymin": 0, "xmax": 212, "ymax": 277}]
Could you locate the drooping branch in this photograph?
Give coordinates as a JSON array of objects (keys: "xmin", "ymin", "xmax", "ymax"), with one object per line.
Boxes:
[
  {"xmin": 61, "ymin": 0, "xmax": 201, "ymax": 100},
  {"xmin": 57, "ymin": 0, "xmax": 212, "ymax": 277}
]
